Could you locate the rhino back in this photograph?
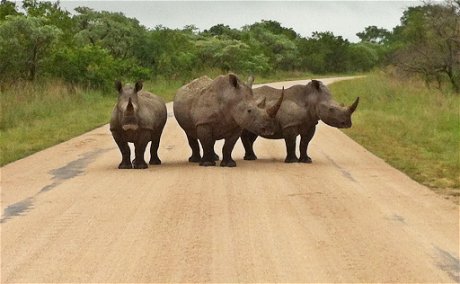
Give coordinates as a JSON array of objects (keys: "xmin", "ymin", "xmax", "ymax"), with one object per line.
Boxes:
[
  {"xmin": 174, "ymin": 76, "xmax": 214, "ymax": 136},
  {"xmin": 253, "ymin": 85, "xmax": 318, "ymax": 129},
  {"xmin": 137, "ymin": 91, "xmax": 167, "ymax": 131}
]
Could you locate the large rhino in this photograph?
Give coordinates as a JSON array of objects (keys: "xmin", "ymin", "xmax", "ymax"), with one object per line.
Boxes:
[
  {"xmin": 110, "ymin": 81, "xmax": 167, "ymax": 169},
  {"xmin": 241, "ymin": 79, "xmax": 359, "ymax": 163},
  {"xmin": 173, "ymin": 74, "xmax": 284, "ymax": 167}
]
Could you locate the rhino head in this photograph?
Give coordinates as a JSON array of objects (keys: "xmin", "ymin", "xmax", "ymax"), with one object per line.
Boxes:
[
  {"xmin": 229, "ymin": 74, "xmax": 284, "ymax": 136},
  {"xmin": 115, "ymin": 80, "xmax": 143, "ymax": 131},
  {"xmin": 310, "ymin": 80, "xmax": 359, "ymax": 128}
]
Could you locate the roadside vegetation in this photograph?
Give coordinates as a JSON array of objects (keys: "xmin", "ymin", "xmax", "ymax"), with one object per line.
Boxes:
[
  {"xmin": 0, "ymin": 0, "xmax": 458, "ymax": 199},
  {"xmin": 330, "ymin": 72, "xmax": 459, "ymax": 200}
]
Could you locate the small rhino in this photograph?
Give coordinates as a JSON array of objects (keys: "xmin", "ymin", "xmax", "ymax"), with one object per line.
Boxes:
[
  {"xmin": 173, "ymin": 74, "xmax": 284, "ymax": 167},
  {"xmin": 241, "ymin": 79, "xmax": 359, "ymax": 163},
  {"xmin": 110, "ymin": 81, "xmax": 167, "ymax": 169}
]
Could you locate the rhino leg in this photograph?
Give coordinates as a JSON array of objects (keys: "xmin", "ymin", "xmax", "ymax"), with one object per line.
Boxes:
[
  {"xmin": 112, "ymin": 131, "xmax": 132, "ymax": 169},
  {"xmin": 187, "ymin": 134, "xmax": 201, "ymax": 163},
  {"xmin": 299, "ymin": 126, "xmax": 316, "ymax": 163},
  {"xmin": 132, "ymin": 131, "xmax": 150, "ymax": 169},
  {"xmin": 220, "ymin": 130, "xmax": 242, "ymax": 167},
  {"xmin": 149, "ymin": 132, "xmax": 162, "ymax": 165},
  {"xmin": 283, "ymin": 127, "xmax": 299, "ymax": 163},
  {"xmin": 197, "ymin": 125, "xmax": 217, "ymax": 166},
  {"xmin": 241, "ymin": 130, "xmax": 258, "ymax": 160}
]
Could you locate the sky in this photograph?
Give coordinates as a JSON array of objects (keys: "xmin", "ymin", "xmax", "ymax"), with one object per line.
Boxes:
[{"xmin": 55, "ymin": 1, "xmax": 425, "ymax": 42}]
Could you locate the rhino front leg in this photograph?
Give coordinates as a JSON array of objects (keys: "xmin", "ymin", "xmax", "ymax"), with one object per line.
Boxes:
[
  {"xmin": 197, "ymin": 124, "xmax": 216, "ymax": 166},
  {"xmin": 220, "ymin": 130, "xmax": 242, "ymax": 167},
  {"xmin": 187, "ymin": 134, "xmax": 201, "ymax": 163},
  {"xmin": 149, "ymin": 132, "xmax": 162, "ymax": 165},
  {"xmin": 241, "ymin": 130, "xmax": 258, "ymax": 160},
  {"xmin": 299, "ymin": 125, "xmax": 316, "ymax": 163},
  {"xmin": 112, "ymin": 131, "xmax": 132, "ymax": 169},
  {"xmin": 283, "ymin": 127, "xmax": 299, "ymax": 163},
  {"xmin": 133, "ymin": 131, "xmax": 150, "ymax": 169}
]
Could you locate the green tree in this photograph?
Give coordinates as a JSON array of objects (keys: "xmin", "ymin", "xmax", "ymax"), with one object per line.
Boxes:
[
  {"xmin": 73, "ymin": 7, "xmax": 147, "ymax": 60},
  {"xmin": 357, "ymin": 25, "xmax": 391, "ymax": 44},
  {"xmin": 0, "ymin": 0, "xmax": 21, "ymax": 21},
  {"xmin": 0, "ymin": 15, "xmax": 62, "ymax": 81},
  {"xmin": 390, "ymin": 2, "xmax": 460, "ymax": 92}
]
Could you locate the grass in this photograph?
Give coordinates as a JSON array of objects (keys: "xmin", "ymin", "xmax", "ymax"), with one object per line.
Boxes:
[{"xmin": 329, "ymin": 72, "xmax": 459, "ymax": 199}]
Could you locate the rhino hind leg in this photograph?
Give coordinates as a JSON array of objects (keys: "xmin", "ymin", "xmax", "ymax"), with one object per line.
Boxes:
[
  {"xmin": 299, "ymin": 126, "xmax": 316, "ymax": 163},
  {"xmin": 197, "ymin": 125, "xmax": 216, "ymax": 166},
  {"xmin": 187, "ymin": 134, "xmax": 201, "ymax": 163},
  {"xmin": 241, "ymin": 130, "xmax": 258, "ymax": 160},
  {"xmin": 220, "ymin": 130, "xmax": 241, "ymax": 167},
  {"xmin": 112, "ymin": 132, "xmax": 132, "ymax": 169},
  {"xmin": 149, "ymin": 132, "xmax": 162, "ymax": 165},
  {"xmin": 283, "ymin": 127, "xmax": 299, "ymax": 163}
]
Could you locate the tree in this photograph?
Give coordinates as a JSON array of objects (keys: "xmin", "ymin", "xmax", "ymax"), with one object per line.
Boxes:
[
  {"xmin": 390, "ymin": 2, "xmax": 460, "ymax": 92},
  {"xmin": 0, "ymin": 0, "xmax": 21, "ymax": 21},
  {"xmin": 73, "ymin": 7, "xmax": 147, "ymax": 59},
  {"xmin": 0, "ymin": 15, "xmax": 62, "ymax": 81},
  {"xmin": 357, "ymin": 26, "xmax": 391, "ymax": 44}
]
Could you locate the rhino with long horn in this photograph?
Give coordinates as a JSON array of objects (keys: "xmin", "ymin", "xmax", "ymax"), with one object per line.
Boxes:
[
  {"xmin": 173, "ymin": 74, "xmax": 284, "ymax": 167},
  {"xmin": 241, "ymin": 79, "xmax": 359, "ymax": 163}
]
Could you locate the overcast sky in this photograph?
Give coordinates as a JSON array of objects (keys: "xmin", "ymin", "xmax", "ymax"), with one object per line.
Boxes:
[{"xmin": 56, "ymin": 1, "xmax": 425, "ymax": 42}]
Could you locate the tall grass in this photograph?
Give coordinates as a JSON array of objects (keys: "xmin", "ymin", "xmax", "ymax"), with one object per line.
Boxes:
[
  {"xmin": 329, "ymin": 72, "xmax": 459, "ymax": 193},
  {"xmin": 0, "ymin": 81, "xmax": 115, "ymax": 165}
]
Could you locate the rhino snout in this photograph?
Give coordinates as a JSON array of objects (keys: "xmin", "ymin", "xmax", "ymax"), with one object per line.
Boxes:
[{"xmin": 122, "ymin": 124, "xmax": 139, "ymax": 131}]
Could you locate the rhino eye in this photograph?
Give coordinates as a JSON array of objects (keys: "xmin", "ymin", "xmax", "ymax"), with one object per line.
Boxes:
[
  {"xmin": 329, "ymin": 107, "xmax": 335, "ymax": 112},
  {"xmin": 247, "ymin": 109, "xmax": 252, "ymax": 113}
]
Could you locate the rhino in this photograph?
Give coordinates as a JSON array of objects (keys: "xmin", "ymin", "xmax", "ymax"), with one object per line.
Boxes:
[
  {"xmin": 173, "ymin": 74, "xmax": 284, "ymax": 167},
  {"xmin": 241, "ymin": 79, "xmax": 359, "ymax": 163},
  {"xmin": 110, "ymin": 80, "xmax": 167, "ymax": 169}
]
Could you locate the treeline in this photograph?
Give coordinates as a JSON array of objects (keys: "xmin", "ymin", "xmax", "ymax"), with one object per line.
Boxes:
[{"xmin": 0, "ymin": 0, "xmax": 458, "ymax": 92}]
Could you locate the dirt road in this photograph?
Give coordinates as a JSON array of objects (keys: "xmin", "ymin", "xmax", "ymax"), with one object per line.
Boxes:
[{"xmin": 1, "ymin": 77, "xmax": 458, "ymax": 283}]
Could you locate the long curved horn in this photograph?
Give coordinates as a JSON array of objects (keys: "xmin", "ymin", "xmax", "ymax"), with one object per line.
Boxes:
[
  {"xmin": 267, "ymin": 86, "xmax": 284, "ymax": 118},
  {"xmin": 348, "ymin": 97, "xmax": 360, "ymax": 114}
]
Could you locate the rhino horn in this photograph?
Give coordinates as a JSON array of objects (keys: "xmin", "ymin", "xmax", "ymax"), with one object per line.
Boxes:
[
  {"xmin": 126, "ymin": 97, "xmax": 135, "ymax": 114},
  {"xmin": 266, "ymin": 86, "xmax": 284, "ymax": 118},
  {"xmin": 348, "ymin": 97, "xmax": 360, "ymax": 114}
]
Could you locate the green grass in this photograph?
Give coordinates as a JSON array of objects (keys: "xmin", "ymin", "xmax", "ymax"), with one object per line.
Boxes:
[{"xmin": 329, "ymin": 72, "xmax": 460, "ymax": 193}]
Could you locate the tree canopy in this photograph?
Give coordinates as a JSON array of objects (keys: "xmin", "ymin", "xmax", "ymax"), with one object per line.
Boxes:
[{"xmin": 0, "ymin": 0, "xmax": 458, "ymax": 92}]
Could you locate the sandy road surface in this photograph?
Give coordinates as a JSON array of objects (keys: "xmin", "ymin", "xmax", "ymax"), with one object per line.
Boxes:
[{"xmin": 1, "ymin": 77, "xmax": 459, "ymax": 283}]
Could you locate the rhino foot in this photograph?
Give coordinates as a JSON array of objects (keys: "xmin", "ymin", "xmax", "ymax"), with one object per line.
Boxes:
[
  {"xmin": 244, "ymin": 153, "xmax": 258, "ymax": 160},
  {"xmin": 220, "ymin": 159, "xmax": 236, "ymax": 167},
  {"xmin": 118, "ymin": 162, "xmax": 133, "ymax": 169},
  {"xmin": 133, "ymin": 159, "xmax": 148, "ymax": 169},
  {"xmin": 149, "ymin": 158, "xmax": 162, "ymax": 165},
  {"xmin": 200, "ymin": 160, "xmax": 216, "ymax": 167},
  {"xmin": 298, "ymin": 156, "xmax": 312, "ymax": 163},
  {"xmin": 188, "ymin": 155, "xmax": 201, "ymax": 163},
  {"xmin": 284, "ymin": 156, "xmax": 299, "ymax": 163}
]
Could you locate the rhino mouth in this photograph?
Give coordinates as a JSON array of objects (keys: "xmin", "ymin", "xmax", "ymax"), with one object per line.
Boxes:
[
  {"xmin": 260, "ymin": 127, "xmax": 274, "ymax": 136},
  {"xmin": 122, "ymin": 124, "xmax": 139, "ymax": 131}
]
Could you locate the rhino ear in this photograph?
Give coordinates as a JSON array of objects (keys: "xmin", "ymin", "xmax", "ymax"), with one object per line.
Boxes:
[
  {"xmin": 229, "ymin": 74, "xmax": 239, "ymax": 89},
  {"xmin": 134, "ymin": 81, "xmax": 143, "ymax": 93},
  {"xmin": 247, "ymin": 75, "xmax": 254, "ymax": 88},
  {"xmin": 311, "ymin": 80, "xmax": 321, "ymax": 90},
  {"xmin": 115, "ymin": 80, "xmax": 123, "ymax": 93}
]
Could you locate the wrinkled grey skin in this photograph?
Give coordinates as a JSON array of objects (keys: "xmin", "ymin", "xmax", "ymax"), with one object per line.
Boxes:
[
  {"xmin": 110, "ymin": 81, "xmax": 167, "ymax": 169},
  {"xmin": 241, "ymin": 80, "xmax": 359, "ymax": 163},
  {"xmin": 174, "ymin": 74, "xmax": 284, "ymax": 167}
]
